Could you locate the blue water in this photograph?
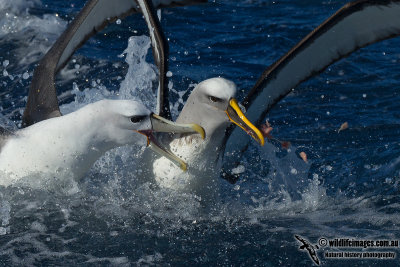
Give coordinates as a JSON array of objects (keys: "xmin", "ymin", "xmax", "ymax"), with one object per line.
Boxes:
[{"xmin": 0, "ymin": 0, "xmax": 400, "ymax": 265}]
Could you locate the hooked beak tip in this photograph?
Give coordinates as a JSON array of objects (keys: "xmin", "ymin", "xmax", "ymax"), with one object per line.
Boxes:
[{"xmin": 226, "ymin": 98, "xmax": 265, "ymax": 146}]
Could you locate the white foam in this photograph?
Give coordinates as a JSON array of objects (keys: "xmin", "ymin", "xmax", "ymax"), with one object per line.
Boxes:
[
  {"xmin": 0, "ymin": 112, "xmax": 17, "ymax": 131},
  {"xmin": 30, "ymin": 221, "xmax": 47, "ymax": 232},
  {"xmin": 136, "ymin": 252, "xmax": 163, "ymax": 265},
  {"xmin": 0, "ymin": 0, "xmax": 66, "ymax": 66},
  {"xmin": 0, "ymin": 194, "xmax": 10, "ymax": 235},
  {"xmin": 0, "ymin": 0, "xmax": 40, "ymax": 15}
]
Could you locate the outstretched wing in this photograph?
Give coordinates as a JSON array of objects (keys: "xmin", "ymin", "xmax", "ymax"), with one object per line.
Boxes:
[
  {"xmin": 244, "ymin": 0, "xmax": 400, "ymax": 124},
  {"xmin": 139, "ymin": 0, "xmax": 207, "ymax": 119},
  {"xmin": 22, "ymin": 0, "xmax": 206, "ymax": 127},
  {"xmin": 223, "ymin": 0, "xmax": 400, "ymax": 176},
  {"xmin": 137, "ymin": 0, "xmax": 171, "ymax": 119}
]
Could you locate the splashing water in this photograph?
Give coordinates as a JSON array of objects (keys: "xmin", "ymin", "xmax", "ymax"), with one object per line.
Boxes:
[
  {"xmin": 0, "ymin": 0, "xmax": 66, "ymax": 67},
  {"xmin": 119, "ymin": 35, "xmax": 158, "ymax": 109},
  {"xmin": 0, "ymin": 1, "xmax": 400, "ymax": 265}
]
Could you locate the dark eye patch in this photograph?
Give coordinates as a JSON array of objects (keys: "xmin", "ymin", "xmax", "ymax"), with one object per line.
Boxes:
[
  {"xmin": 208, "ymin": 95, "xmax": 223, "ymax": 103},
  {"xmin": 130, "ymin": 115, "xmax": 147, "ymax": 123}
]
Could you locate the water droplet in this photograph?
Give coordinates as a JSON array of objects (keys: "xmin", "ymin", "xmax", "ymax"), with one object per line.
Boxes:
[
  {"xmin": 0, "ymin": 227, "xmax": 7, "ymax": 236},
  {"xmin": 116, "ymin": 19, "xmax": 121, "ymax": 25},
  {"xmin": 22, "ymin": 72, "xmax": 29, "ymax": 80},
  {"xmin": 110, "ymin": 231, "xmax": 118, "ymax": 236},
  {"xmin": 72, "ymin": 82, "xmax": 79, "ymax": 91}
]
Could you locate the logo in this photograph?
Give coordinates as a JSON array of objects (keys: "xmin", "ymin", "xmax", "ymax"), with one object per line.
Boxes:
[
  {"xmin": 295, "ymin": 235, "xmax": 399, "ymax": 265},
  {"xmin": 295, "ymin": 235, "xmax": 320, "ymax": 265}
]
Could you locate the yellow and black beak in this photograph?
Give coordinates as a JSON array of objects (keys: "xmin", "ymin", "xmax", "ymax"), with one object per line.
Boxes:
[
  {"xmin": 226, "ymin": 99, "xmax": 265, "ymax": 146},
  {"xmin": 137, "ymin": 114, "xmax": 205, "ymax": 171}
]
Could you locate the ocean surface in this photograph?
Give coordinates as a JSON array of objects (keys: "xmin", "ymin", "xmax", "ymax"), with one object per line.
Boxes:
[{"xmin": 0, "ymin": 0, "xmax": 400, "ymax": 266}]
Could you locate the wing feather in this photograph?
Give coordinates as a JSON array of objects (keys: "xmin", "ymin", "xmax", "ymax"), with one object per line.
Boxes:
[
  {"xmin": 22, "ymin": 0, "xmax": 206, "ymax": 127},
  {"xmin": 223, "ymin": 0, "xmax": 400, "ymax": 180}
]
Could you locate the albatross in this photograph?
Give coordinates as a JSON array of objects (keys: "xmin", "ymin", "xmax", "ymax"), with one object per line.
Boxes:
[
  {"xmin": 0, "ymin": 0, "xmax": 211, "ymax": 186},
  {"xmin": 147, "ymin": 77, "xmax": 264, "ymax": 197},
  {"xmin": 132, "ymin": 0, "xmax": 265, "ymax": 196},
  {"xmin": 0, "ymin": 100, "xmax": 204, "ymax": 186},
  {"xmin": 137, "ymin": 0, "xmax": 400, "ymax": 194}
]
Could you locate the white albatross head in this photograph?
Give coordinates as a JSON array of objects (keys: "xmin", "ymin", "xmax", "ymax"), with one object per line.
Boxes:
[
  {"xmin": 177, "ymin": 77, "xmax": 264, "ymax": 146},
  {"xmin": 93, "ymin": 99, "xmax": 153, "ymax": 146}
]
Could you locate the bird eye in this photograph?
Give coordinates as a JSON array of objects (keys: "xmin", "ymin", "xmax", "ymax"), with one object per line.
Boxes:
[
  {"xmin": 208, "ymin": 96, "xmax": 222, "ymax": 103},
  {"xmin": 130, "ymin": 115, "xmax": 147, "ymax": 123}
]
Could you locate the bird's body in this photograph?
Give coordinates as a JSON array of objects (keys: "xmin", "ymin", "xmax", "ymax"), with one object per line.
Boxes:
[
  {"xmin": 0, "ymin": 100, "xmax": 150, "ymax": 185},
  {"xmin": 0, "ymin": 100, "xmax": 204, "ymax": 187},
  {"xmin": 152, "ymin": 130, "xmax": 222, "ymax": 197}
]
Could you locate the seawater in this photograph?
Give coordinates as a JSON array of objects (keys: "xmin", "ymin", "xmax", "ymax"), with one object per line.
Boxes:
[{"xmin": 0, "ymin": 0, "xmax": 399, "ymax": 265}]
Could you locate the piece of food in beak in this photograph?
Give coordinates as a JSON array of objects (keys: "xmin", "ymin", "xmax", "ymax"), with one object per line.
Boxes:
[
  {"xmin": 138, "ymin": 114, "xmax": 205, "ymax": 171},
  {"xmin": 225, "ymin": 98, "xmax": 265, "ymax": 146}
]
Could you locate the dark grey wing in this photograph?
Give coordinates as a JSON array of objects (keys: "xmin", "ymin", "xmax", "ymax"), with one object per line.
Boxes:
[
  {"xmin": 138, "ymin": 0, "xmax": 207, "ymax": 119},
  {"xmin": 137, "ymin": 0, "xmax": 171, "ymax": 119},
  {"xmin": 222, "ymin": 0, "xmax": 400, "ymax": 177},
  {"xmin": 22, "ymin": 0, "xmax": 206, "ymax": 127},
  {"xmin": 243, "ymin": 0, "xmax": 400, "ymax": 125},
  {"xmin": 22, "ymin": 0, "xmax": 139, "ymax": 127}
]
